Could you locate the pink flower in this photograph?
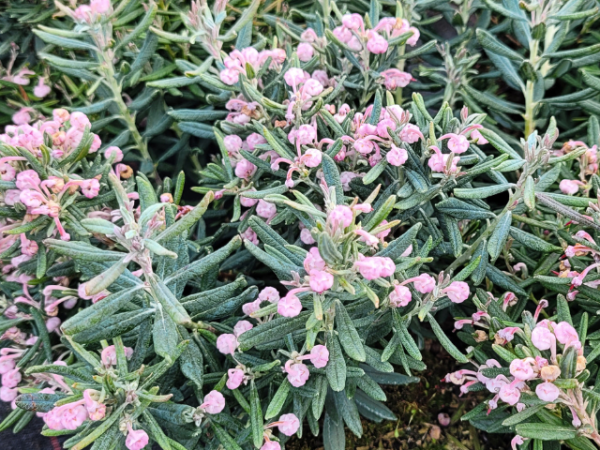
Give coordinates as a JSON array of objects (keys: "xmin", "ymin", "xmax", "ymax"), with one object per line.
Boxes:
[
  {"xmin": 411, "ymin": 274, "xmax": 436, "ymax": 293},
  {"xmin": 356, "ymin": 229, "xmax": 379, "ymax": 247},
  {"xmin": 0, "ymin": 386, "xmax": 18, "ymax": 402},
  {"xmin": 309, "ymin": 269, "xmax": 334, "ymax": 294},
  {"xmin": 240, "ymin": 192, "xmax": 259, "ymax": 208},
  {"xmin": 216, "ymin": 334, "xmax": 238, "ymax": 355},
  {"xmin": 90, "ymin": 0, "xmax": 111, "ymax": 15},
  {"xmin": 277, "ymin": 413, "xmax": 300, "ymax": 436},
  {"xmin": 386, "ymin": 145, "xmax": 408, "ymax": 166},
  {"xmin": 309, "ymin": 345, "xmax": 329, "ymax": 368},
  {"xmin": 80, "ymin": 179, "xmax": 100, "ymax": 198},
  {"xmin": 389, "ymin": 285, "xmax": 411, "ymax": 307},
  {"xmin": 53, "ymin": 108, "xmax": 70, "ymax": 123},
  {"xmin": 407, "ymin": 27, "xmax": 420, "ymax": 46},
  {"xmin": 531, "ymin": 326, "xmax": 556, "ymax": 351},
  {"xmin": 83, "ymin": 390, "xmax": 106, "ymax": 421},
  {"xmin": 224, "ymin": 135, "xmax": 243, "ymax": 154},
  {"xmin": 293, "ymin": 125, "xmax": 317, "ymax": 146},
  {"xmin": 220, "ymin": 69, "xmax": 239, "ymax": 85},
  {"xmin": 34, "ymin": 78, "xmax": 51, "ymax": 98},
  {"xmin": 233, "ymin": 320, "xmax": 253, "ymax": 337},
  {"xmin": 553, "ymin": 322, "xmax": 580, "ymax": 348},
  {"xmin": 354, "ymin": 138, "xmax": 374, "ymax": 155},
  {"xmin": 380, "ymin": 69, "xmax": 413, "ymax": 90},
  {"xmin": 535, "ymin": 382, "xmax": 560, "ymax": 402},
  {"xmin": 12, "ymin": 68, "xmax": 34, "ymax": 85},
  {"xmin": 380, "ymin": 257, "xmax": 396, "ymax": 277},
  {"xmin": 61, "ymin": 403, "xmax": 88, "ymax": 430},
  {"xmin": 256, "ymin": 200, "xmax": 277, "ymax": 220},
  {"xmin": 367, "ymin": 32, "xmax": 388, "ymax": 54},
  {"xmin": 470, "ymin": 129, "xmax": 488, "ymax": 145},
  {"xmin": 559, "ymin": 180, "xmax": 584, "ymax": 195},
  {"xmin": 440, "ymin": 133, "xmax": 469, "ymax": 154},
  {"xmin": 304, "ymin": 247, "xmax": 326, "ymax": 272},
  {"xmin": 354, "ymin": 256, "xmax": 394, "ymax": 280},
  {"xmin": 284, "ymin": 68, "xmax": 308, "ymax": 88},
  {"xmin": 303, "ymin": 79, "xmax": 324, "ymax": 97},
  {"xmin": 104, "ymin": 146, "xmax": 123, "ymax": 162},
  {"xmin": 235, "ymin": 159, "xmax": 257, "ymax": 180},
  {"xmin": 227, "ymin": 368, "xmax": 245, "ymax": 390},
  {"xmin": 285, "ymin": 361, "xmax": 310, "ymax": 387},
  {"xmin": 509, "ymin": 359, "xmax": 535, "ymax": 381},
  {"xmin": 126, "ymin": 427, "xmax": 149, "ymax": 450},
  {"xmin": 259, "ymin": 287, "xmax": 280, "ymax": 303},
  {"xmin": 43, "ymin": 408, "xmax": 64, "ymax": 430},
  {"xmin": 261, "ymin": 441, "xmax": 281, "ymax": 450},
  {"xmin": 428, "ymin": 146, "xmax": 459, "ymax": 173},
  {"xmin": 100, "ymin": 345, "xmax": 133, "ymax": 366},
  {"xmin": 70, "ymin": 112, "xmax": 91, "ymax": 131},
  {"xmin": 301, "ymin": 149, "xmax": 322, "ymax": 168},
  {"xmin": 297, "ymin": 43, "xmax": 314, "ymax": 62},
  {"xmin": 242, "ymin": 299, "xmax": 261, "ymax": 315},
  {"xmin": 499, "ymin": 383, "xmax": 521, "ymax": 405},
  {"xmin": 497, "ymin": 327, "xmax": 520, "ymax": 343},
  {"xmin": 1, "ymin": 368, "xmax": 21, "ymax": 388},
  {"xmin": 511, "ymin": 435, "xmax": 524, "ymax": 450},
  {"xmin": 278, "ymin": 294, "xmax": 302, "ymax": 317},
  {"xmin": 0, "ymin": 162, "xmax": 16, "ymax": 181},
  {"xmin": 12, "ymin": 107, "xmax": 34, "ymax": 125},
  {"xmin": 400, "ymin": 124, "xmax": 423, "ymax": 144},
  {"xmin": 329, "ymin": 205, "xmax": 353, "ymax": 230},
  {"xmin": 16, "ymin": 169, "xmax": 41, "ymax": 190},
  {"xmin": 300, "ymin": 228, "xmax": 315, "ymax": 244},
  {"xmin": 442, "ymin": 281, "xmax": 470, "ymax": 303},
  {"xmin": 342, "ymin": 14, "xmax": 363, "ymax": 31},
  {"xmin": 201, "ymin": 390, "xmax": 226, "ymax": 414},
  {"xmin": 0, "ymin": 358, "xmax": 16, "ymax": 375}
]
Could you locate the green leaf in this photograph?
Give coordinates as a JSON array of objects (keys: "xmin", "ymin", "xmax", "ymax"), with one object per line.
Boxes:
[
  {"xmin": 515, "ymin": 424, "xmax": 577, "ymax": 441},
  {"xmin": 265, "ymin": 379, "xmax": 291, "ymax": 420},
  {"xmin": 427, "ymin": 314, "xmax": 468, "ymax": 363},
  {"xmin": 436, "ymin": 198, "xmax": 495, "ymax": 220},
  {"xmin": 153, "ymin": 309, "xmax": 179, "ymax": 360},
  {"xmin": 33, "ymin": 29, "xmax": 97, "ymax": 50},
  {"xmin": 321, "ymin": 153, "xmax": 344, "ymax": 205},
  {"xmin": 487, "ymin": 52, "xmax": 524, "ymax": 91},
  {"xmin": 502, "ymin": 404, "xmax": 545, "ymax": 426},
  {"xmin": 487, "ymin": 212, "xmax": 512, "ymax": 261},
  {"xmin": 477, "ymin": 129, "xmax": 523, "ymax": 160},
  {"xmin": 114, "ymin": 3, "xmax": 158, "ymax": 52},
  {"xmin": 326, "ymin": 332, "xmax": 347, "ymax": 392},
  {"xmin": 250, "ymin": 380, "xmax": 264, "ymax": 447},
  {"xmin": 335, "ymin": 300, "xmax": 366, "ymax": 362},
  {"xmin": 509, "ymin": 227, "xmax": 562, "ymax": 252},
  {"xmin": 211, "ymin": 423, "xmax": 243, "ymax": 450},
  {"xmin": 454, "ymin": 183, "xmax": 514, "ymax": 199},
  {"xmin": 477, "ymin": 29, "xmax": 524, "ymax": 61},
  {"xmin": 155, "ymin": 192, "xmax": 214, "ymax": 242}
]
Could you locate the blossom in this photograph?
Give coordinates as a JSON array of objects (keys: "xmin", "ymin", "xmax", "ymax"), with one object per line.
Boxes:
[
  {"xmin": 499, "ymin": 382, "xmax": 521, "ymax": 405},
  {"xmin": 511, "ymin": 436, "xmax": 524, "ymax": 450},
  {"xmin": 389, "ymin": 285, "xmax": 412, "ymax": 307},
  {"xmin": 366, "ymin": 32, "xmax": 388, "ymax": 54},
  {"xmin": 0, "ymin": 386, "xmax": 18, "ymax": 402},
  {"xmin": 428, "ymin": 146, "xmax": 459, "ymax": 174},
  {"xmin": 301, "ymin": 149, "xmax": 322, "ymax": 167},
  {"xmin": 34, "ymin": 78, "xmax": 51, "ymax": 98},
  {"xmin": 559, "ymin": 179, "xmax": 584, "ymax": 195},
  {"xmin": 509, "ymin": 358, "xmax": 535, "ymax": 381},
  {"xmin": 256, "ymin": 200, "xmax": 277, "ymax": 220},
  {"xmin": 285, "ymin": 361, "xmax": 310, "ymax": 387},
  {"xmin": 309, "ymin": 269, "xmax": 334, "ymax": 293},
  {"xmin": 440, "ymin": 133, "xmax": 469, "ymax": 154},
  {"xmin": 386, "ymin": 145, "xmax": 408, "ymax": 166},
  {"xmin": 329, "ymin": 205, "xmax": 353, "ymax": 230},
  {"xmin": 309, "ymin": 345, "xmax": 329, "ymax": 368},
  {"xmin": 300, "ymin": 228, "xmax": 315, "ymax": 244},
  {"xmin": 470, "ymin": 129, "xmax": 488, "ymax": 145},
  {"xmin": 12, "ymin": 107, "xmax": 34, "ymax": 125},
  {"xmin": 258, "ymin": 287, "xmax": 280, "ymax": 303},
  {"xmin": 277, "ymin": 413, "xmax": 300, "ymax": 436},
  {"xmin": 216, "ymin": 334, "xmax": 238, "ymax": 355},
  {"xmin": 224, "ymin": 135, "xmax": 243, "ymax": 154},
  {"xmin": 553, "ymin": 322, "xmax": 580, "ymax": 348},
  {"xmin": 278, "ymin": 294, "xmax": 302, "ymax": 317},
  {"xmin": 535, "ymin": 382, "xmax": 560, "ymax": 402},
  {"xmin": 83, "ymin": 389, "xmax": 106, "ymax": 421},
  {"xmin": 380, "ymin": 69, "xmax": 413, "ymax": 90},
  {"xmin": 442, "ymin": 281, "xmax": 470, "ymax": 303},
  {"xmin": 126, "ymin": 427, "xmax": 149, "ymax": 450},
  {"xmin": 496, "ymin": 327, "xmax": 520, "ymax": 343},
  {"xmin": 284, "ymin": 68, "xmax": 308, "ymax": 88},
  {"xmin": 531, "ymin": 326, "xmax": 555, "ymax": 351},
  {"xmin": 60, "ymin": 403, "xmax": 88, "ymax": 430},
  {"xmin": 342, "ymin": 14, "xmax": 363, "ymax": 31},
  {"xmin": 409, "ymin": 273, "xmax": 436, "ymax": 293},
  {"xmin": 80, "ymin": 179, "xmax": 100, "ymax": 198},
  {"xmin": 261, "ymin": 441, "xmax": 281, "ymax": 450},
  {"xmin": 227, "ymin": 368, "xmax": 245, "ymax": 390},
  {"xmin": 355, "ymin": 256, "xmax": 395, "ymax": 280},
  {"xmin": 104, "ymin": 146, "xmax": 123, "ymax": 162},
  {"xmin": 201, "ymin": 390, "xmax": 226, "ymax": 414},
  {"xmin": 297, "ymin": 43, "xmax": 314, "ymax": 61},
  {"xmin": 1, "ymin": 368, "xmax": 21, "ymax": 388},
  {"xmin": 304, "ymin": 247, "xmax": 326, "ymax": 272},
  {"xmin": 400, "ymin": 124, "xmax": 423, "ymax": 143},
  {"xmin": 235, "ymin": 159, "xmax": 257, "ymax": 180},
  {"xmin": 233, "ymin": 320, "xmax": 253, "ymax": 337}
]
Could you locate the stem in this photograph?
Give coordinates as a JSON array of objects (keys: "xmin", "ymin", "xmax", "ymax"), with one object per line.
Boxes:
[{"xmin": 523, "ymin": 39, "xmax": 540, "ymax": 137}]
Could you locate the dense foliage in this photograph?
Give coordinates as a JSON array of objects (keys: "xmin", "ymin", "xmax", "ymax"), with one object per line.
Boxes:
[{"xmin": 1, "ymin": 1, "xmax": 600, "ymax": 450}]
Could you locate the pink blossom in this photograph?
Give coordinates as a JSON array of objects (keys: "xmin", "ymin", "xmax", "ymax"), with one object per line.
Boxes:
[
  {"xmin": 428, "ymin": 146, "xmax": 459, "ymax": 173},
  {"xmin": 240, "ymin": 192, "xmax": 259, "ymax": 207},
  {"xmin": 380, "ymin": 69, "xmax": 413, "ymax": 90},
  {"xmin": 83, "ymin": 389, "xmax": 106, "ymax": 421},
  {"xmin": 301, "ymin": 149, "xmax": 322, "ymax": 167},
  {"xmin": 499, "ymin": 383, "xmax": 521, "ymax": 405},
  {"xmin": 12, "ymin": 107, "xmax": 34, "ymax": 125},
  {"xmin": 227, "ymin": 368, "xmax": 245, "ymax": 390},
  {"xmin": 380, "ymin": 257, "xmax": 396, "ymax": 277},
  {"xmin": 304, "ymin": 247, "xmax": 326, "ymax": 272},
  {"xmin": 367, "ymin": 32, "xmax": 388, "ymax": 54},
  {"xmin": 553, "ymin": 322, "xmax": 580, "ymax": 348},
  {"xmin": 90, "ymin": 0, "xmax": 111, "ymax": 15},
  {"xmin": 535, "ymin": 382, "xmax": 560, "ymax": 402},
  {"xmin": 220, "ymin": 69, "xmax": 239, "ymax": 85},
  {"xmin": 354, "ymin": 255, "xmax": 394, "ymax": 280},
  {"xmin": 277, "ymin": 413, "xmax": 300, "ymax": 436},
  {"xmin": 309, "ymin": 345, "xmax": 329, "ymax": 368},
  {"xmin": 333, "ymin": 26, "xmax": 352, "ymax": 43},
  {"xmin": 300, "ymin": 228, "xmax": 316, "ymax": 244},
  {"xmin": 104, "ymin": 146, "xmax": 123, "ymax": 162},
  {"xmin": 284, "ymin": 68, "xmax": 308, "ymax": 88},
  {"xmin": 411, "ymin": 273, "xmax": 436, "ymax": 293},
  {"xmin": 376, "ymin": 220, "xmax": 392, "ymax": 240},
  {"xmin": 259, "ymin": 287, "xmax": 280, "ymax": 303},
  {"xmin": 224, "ymin": 135, "xmax": 243, "ymax": 154},
  {"xmin": 201, "ymin": 390, "xmax": 226, "ymax": 414},
  {"xmin": 0, "ymin": 386, "xmax": 18, "ymax": 402},
  {"xmin": 470, "ymin": 129, "xmax": 488, "ymax": 145},
  {"xmin": 34, "ymin": 78, "xmax": 51, "ymax": 98},
  {"xmin": 61, "ymin": 403, "xmax": 88, "ymax": 430},
  {"xmin": 389, "ymin": 285, "xmax": 411, "ymax": 307},
  {"xmin": 261, "ymin": 441, "xmax": 281, "ymax": 450},
  {"xmin": 329, "ymin": 205, "xmax": 353, "ymax": 230},
  {"xmin": 342, "ymin": 13, "xmax": 363, "ymax": 30},
  {"xmin": 531, "ymin": 326, "xmax": 556, "ymax": 351},
  {"xmin": 100, "ymin": 345, "xmax": 133, "ymax": 366},
  {"xmin": 126, "ymin": 427, "xmax": 149, "ymax": 450},
  {"xmin": 70, "ymin": 112, "xmax": 91, "ymax": 131},
  {"xmin": 235, "ymin": 159, "xmax": 257, "ymax": 180},
  {"xmin": 297, "ymin": 43, "xmax": 314, "ymax": 62},
  {"xmin": 354, "ymin": 138, "xmax": 374, "ymax": 155},
  {"xmin": 233, "ymin": 320, "xmax": 253, "ymax": 337},
  {"xmin": 497, "ymin": 327, "xmax": 520, "ymax": 343},
  {"xmin": 440, "ymin": 133, "xmax": 469, "ymax": 154},
  {"xmin": 356, "ymin": 229, "xmax": 379, "ymax": 247},
  {"xmin": 12, "ymin": 68, "xmax": 34, "ymax": 85},
  {"xmin": 509, "ymin": 358, "xmax": 535, "ymax": 381},
  {"xmin": 256, "ymin": 200, "xmax": 277, "ymax": 220},
  {"xmin": 0, "ymin": 358, "xmax": 16, "ymax": 375},
  {"xmin": 559, "ymin": 180, "xmax": 584, "ymax": 195},
  {"xmin": 285, "ymin": 360, "xmax": 310, "ymax": 387},
  {"xmin": 0, "ymin": 162, "xmax": 16, "ymax": 181},
  {"xmin": 242, "ymin": 299, "xmax": 261, "ymax": 315},
  {"xmin": 407, "ymin": 27, "xmax": 420, "ymax": 46},
  {"xmin": 16, "ymin": 169, "xmax": 41, "ymax": 190},
  {"xmin": 309, "ymin": 269, "xmax": 334, "ymax": 294},
  {"xmin": 1, "ymin": 368, "xmax": 21, "ymax": 388},
  {"xmin": 442, "ymin": 281, "xmax": 470, "ymax": 303},
  {"xmin": 278, "ymin": 294, "xmax": 302, "ymax": 317},
  {"xmin": 511, "ymin": 435, "xmax": 524, "ymax": 450},
  {"xmin": 386, "ymin": 145, "xmax": 408, "ymax": 166},
  {"xmin": 216, "ymin": 334, "xmax": 238, "ymax": 355},
  {"xmin": 295, "ymin": 124, "xmax": 317, "ymax": 145},
  {"xmin": 400, "ymin": 124, "xmax": 423, "ymax": 143},
  {"xmin": 53, "ymin": 109, "xmax": 70, "ymax": 123},
  {"xmin": 246, "ymin": 133, "xmax": 267, "ymax": 150},
  {"xmin": 80, "ymin": 179, "xmax": 100, "ymax": 198}
]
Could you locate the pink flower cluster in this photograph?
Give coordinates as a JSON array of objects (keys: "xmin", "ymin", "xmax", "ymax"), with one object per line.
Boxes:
[
  {"xmin": 72, "ymin": 0, "xmax": 112, "ymax": 25},
  {"xmin": 216, "ymin": 320, "xmax": 254, "ymax": 355},
  {"xmin": 284, "ymin": 345, "xmax": 329, "ymax": 387},
  {"xmin": 261, "ymin": 413, "xmax": 300, "ymax": 450},
  {"xmin": 220, "ymin": 47, "xmax": 286, "ymax": 85},
  {"xmin": 44, "ymin": 389, "xmax": 106, "ymax": 430}
]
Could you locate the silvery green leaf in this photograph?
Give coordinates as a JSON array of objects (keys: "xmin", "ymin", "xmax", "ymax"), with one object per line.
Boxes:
[
  {"xmin": 454, "ymin": 183, "xmax": 514, "ymax": 199},
  {"xmin": 487, "ymin": 212, "xmax": 512, "ymax": 261}
]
